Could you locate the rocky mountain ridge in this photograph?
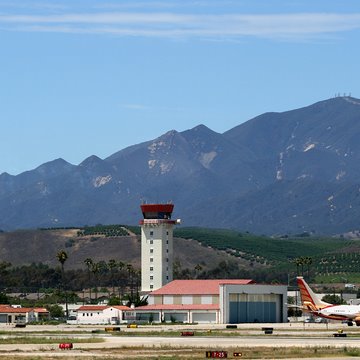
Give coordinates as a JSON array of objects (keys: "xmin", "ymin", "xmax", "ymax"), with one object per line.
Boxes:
[{"xmin": 1, "ymin": 96, "xmax": 360, "ymax": 235}]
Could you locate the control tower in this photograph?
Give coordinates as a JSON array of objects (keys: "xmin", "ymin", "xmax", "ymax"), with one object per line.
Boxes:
[{"xmin": 140, "ymin": 203, "xmax": 180, "ymax": 292}]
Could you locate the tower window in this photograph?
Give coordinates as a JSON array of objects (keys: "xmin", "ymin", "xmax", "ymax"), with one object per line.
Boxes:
[
  {"xmin": 150, "ymin": 240, "xmax": 153, "ymax": 245},
  {"xmin": 150, "ymin": 258, "xmax": 153, "ymax": 262},
  {"xmin": 150, "ymin": 275, "xmax": 153, "ymax": 280},
  {"xmin": 150, "ymin": 248, "xmax": 153, "ymax": 254},
  {"xmin": 150, "ymin": 231, "xmax": 154, "ymax": 236},
  {"xmin": 150, "ymin": 267, "xmax": 153, "ymax": 271},
  {"xmin": 150, "ymin": 285, "xmax": 153, "ymax": 289},
  {"xmin": 166, "ymin": 258, "xmax": 169, "ymax": 262},
  {"xmin": 166, "ymin": 240, "xmax": 168, "ymax": 244}
]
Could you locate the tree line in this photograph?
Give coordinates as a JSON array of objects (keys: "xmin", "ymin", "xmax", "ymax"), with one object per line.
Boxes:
[
  {"xmin": 0, "ymin": 251, "xmax": 141, "ymax": 306},
  {"xmin": 0, "ymin": 249, "xmax": 316, "ymax": 309}
]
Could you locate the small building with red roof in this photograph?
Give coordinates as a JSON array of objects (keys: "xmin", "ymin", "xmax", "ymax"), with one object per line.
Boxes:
[{"xmin": 0, "ymin": 305, "xmax": 49, "ymax": 324}]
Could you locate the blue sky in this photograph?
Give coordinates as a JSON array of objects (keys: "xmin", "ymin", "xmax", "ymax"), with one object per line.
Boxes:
[{"xmin": 1, "ymin": 0, "xmax": 360, "ymax": 175}]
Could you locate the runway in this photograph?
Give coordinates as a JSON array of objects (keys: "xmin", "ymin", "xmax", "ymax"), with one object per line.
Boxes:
[
  {"xmin": 97, "ymin": 334, "xmax": 360, "ymax": 348},
  {"xmin": 1, "ymin": 322, "xmax": 360, "ymax": 358}
]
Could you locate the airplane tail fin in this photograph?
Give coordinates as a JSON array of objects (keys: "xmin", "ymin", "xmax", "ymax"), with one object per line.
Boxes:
[{"xmin": 296, "ymin": 276, "xmax": 331, "ymax": 311}]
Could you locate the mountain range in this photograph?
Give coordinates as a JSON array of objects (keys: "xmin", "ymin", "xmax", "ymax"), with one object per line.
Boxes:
[{"xmin": 1, "ymin": 96, "xmax": 360, "ymax": 236}]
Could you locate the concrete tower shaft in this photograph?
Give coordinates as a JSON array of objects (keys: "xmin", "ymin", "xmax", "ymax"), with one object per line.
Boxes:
[{"xmin": 140, "ymin": 204, "xmax": 178, "ymax": 293}]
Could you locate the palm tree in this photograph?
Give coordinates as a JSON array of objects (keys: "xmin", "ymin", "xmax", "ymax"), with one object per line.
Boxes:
[
  {"xmin": 126, "ymin": 264, "xmax": 134, "ymax": 298},
  {"xmin": 117, "ymin": 261, "xmax": 125, "ymax": 299},
  {"xmin": 294, "ymin": 258, "xmax": 302, "ymax": 276},
  {"xmin": 133, "ymin": 268, "xmax": 141, "ymax": 294},
  {"xmin": 91, "ymin": 262, "xmax": 100, "ymax": 302},
  {"xmin": 194, "ymin": 264, "xmax": 203, "ymax": 279},
  {"xmin": 56, "ymin": 250, "xmax": 68, "ymax": 317},
  {"xmin": 56, "ymin": 250, "xmax": 68, "ymax": 275},
  {"xmin": 295, "ymin": 257, "xmax": 309, "ymax": 277},
  {"xmin": 303, "ymin": 256, "xmax": 312, "ymax": 278},
  {"xmin": 108, "ymin": 259, "xmax": 117, "ymax": 295},
  {"xmin": 97, "ymin": 261, "xmax": 109, "ymax": 296},
  {"xmin": 84, "ymin": 258, "xmax": 93, "ymax": 302},
  {"xmin": 300, "ymin": 256, "xmax": 306, "ymax": 277}
]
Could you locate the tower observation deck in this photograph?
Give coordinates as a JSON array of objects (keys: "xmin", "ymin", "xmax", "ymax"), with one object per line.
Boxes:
[{"xmin": 140, "ymin": 203, "xmax": 180, "ymax": 292}]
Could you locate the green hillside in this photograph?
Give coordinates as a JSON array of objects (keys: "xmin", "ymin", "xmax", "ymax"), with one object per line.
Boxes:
[
  {"xmin": 174, "ymin": 227, "xmax": 360, "ymax": 283},
  {"xmin": 2, "ymin": 225, "xmax": 360, "ymax": 286}
]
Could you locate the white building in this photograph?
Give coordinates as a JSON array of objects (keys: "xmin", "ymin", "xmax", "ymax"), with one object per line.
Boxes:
[
  {"xmin": 74, "ymin": 305, "xmax": 130, "ymax": 325},
  {"xmin": 140, "ymin": 203, "xmax": 180, "ymax": 292}
]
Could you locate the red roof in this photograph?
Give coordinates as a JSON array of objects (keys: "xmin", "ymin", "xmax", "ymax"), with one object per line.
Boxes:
[
  {"xmin": 0, "ymin": 306, "xmax": 33, "ymax": 313},
  {"xmin": 150, "ymin": 279, "xmax": 255, "ymax": 295},
  {"xmin": 111, "ymin": 305, "xmax": 131, "ymax": 311},
  {"xmin": 0, "ymin": 305, "xmax": 49, "ymax": 314},
  {"xmin": 77, "ymin": 305, "xmax": 108, "ymax": 312},
  {"xmin": 77, "ymin": 305, "xmax": 130, "ymax": 312},
  {"xmin": 136, "ymin": 304, "xmax": 219, "ymax": 311},
  {"xmin": 33, "ymin": 308, "xmax": 49, "ymax": 313}
]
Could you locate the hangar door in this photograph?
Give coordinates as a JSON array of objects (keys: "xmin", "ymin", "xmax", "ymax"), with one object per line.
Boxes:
[
  {"xmin": 229, "ymin": 294, "xmax": 281, "ymax": 323},
  {"xmin": 192, "ymin": 312, "xmax": 216, "ymax": 323}
]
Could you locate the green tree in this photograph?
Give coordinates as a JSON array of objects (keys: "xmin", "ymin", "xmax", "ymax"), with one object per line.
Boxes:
[
  {"xmin": 126, "ymin": 264, "xmax": 134, "ymax": 298},
  {"xmin": 287, "ymin": 296, "xmax": 302, "ymax": 317},
  {"xmin": 303, "ymin": 256, "xmax": 312, "ymax": 278},
  {"xmin": 108, "ymin": 259, "xmax": 117, "ymax": 295},
  {"xmin": 194, "ymin": 264, "xmax": 203, "ymax": 279},
  {"xmin": 322, "ymin": 294, "xmax": 345, "ymax": 305},
  {"xmin": 125, "ymin": 292, "xmax": 148, "ymax": 307},
  {"xmin": 0, "ymin": 261, "xmax": 12, "ymax": 289},
  {"xmin": 47, "ymin": 304, "xmax": 64, "ymax": 319},
  {"xmin": 56, "ymin": 250, "xmax": 68, "ymax": 275},
  {"xmin": 117, "ymin": 261, "xmax": 125, "ymax": 298},
  {"xmin": 108, "ymin": 296, "xmax": 121, "ymax": 306},
  {"xmin": 91, "ymin": 262, "xmax": 100, "ymax": 302},
  {"xmin": 84, "ymin": 258, "xmax": 93, "ymax": 302},
  {"xmin": 0, "ymin": 292, "xmax": 9, "ymax": 304},
  {"xmin": 356, "ymin": 288, "xmax": 360, "ymax": 299},
  {"xmin": 294, "ymin": 257, "xmax": 305, "ymax": 276},
  {"xmin": 56, "ymin": 250, "xmax": 68, "ymax": 317}
]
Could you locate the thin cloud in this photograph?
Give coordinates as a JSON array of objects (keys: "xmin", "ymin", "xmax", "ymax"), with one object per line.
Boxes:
[
  {"xmin": 92, "ymin": 1, "xmax": 241, "ymax": 10},
  {"xmin": 0, "ymin": 11, "xmax": 360, "ymax": 40},
  {"xmin": 93, "ymin": 2, "xmax": 178, "ymax": 10},
  {"xmin": 121, "ymin": 103, "xmax": 149, "ymax": 110},
  {"xmin": 0, "ymin": 1, "xmax": 68, "ymax": 11}
]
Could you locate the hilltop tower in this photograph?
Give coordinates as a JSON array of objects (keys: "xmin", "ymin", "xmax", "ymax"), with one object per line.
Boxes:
[{"xmin": 140, "ymin": 203, "xmax": 180, "ymax": 292}]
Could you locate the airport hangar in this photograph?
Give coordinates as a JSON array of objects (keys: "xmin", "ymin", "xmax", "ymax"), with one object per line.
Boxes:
[{"xmin": 133, "ymin": 279, "xmax": 287, "ymax": 324}]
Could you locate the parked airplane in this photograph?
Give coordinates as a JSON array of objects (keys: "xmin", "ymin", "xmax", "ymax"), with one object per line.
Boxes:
[{"xmin": 297, "ymin": 276, "xmax": 360, "ymax": 326}]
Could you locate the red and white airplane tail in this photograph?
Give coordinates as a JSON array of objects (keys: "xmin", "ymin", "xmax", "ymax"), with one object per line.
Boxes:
[{"xmin": 296, "ymin": 276, "xmax": 331, "ymax": 312}]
